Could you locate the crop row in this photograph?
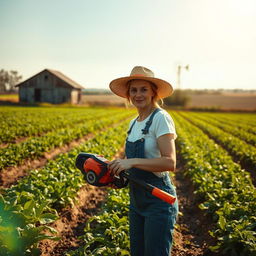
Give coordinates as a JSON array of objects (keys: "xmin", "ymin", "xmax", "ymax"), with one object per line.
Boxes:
[
  {"xmin": 189, "ymin": 112, "xmax": 256, "ymax": 147},
  {"xmin": 178, "ymin": 112, "xmax": 256, "ymax": 172},
  {"xmin": 0, "ymin": 109, "xmax": 135, "ymax": 170},
  {"xmin": 205, "ymin": 112, "xmax": 256, "ymax": 127},
  {"xmin": 172, "ymin": 112, "xmax": 256, "ymax": 255},
  {"xmin": 196, "ymin": 112, "xmax": 256, "ymax": 135},
  {"xmin": 0, "ymin": 117, "xmax": 131, "ymax": 255},
  {"xmin": 0, "ymin": 107, "xmax": 112, "ymax": 144}
]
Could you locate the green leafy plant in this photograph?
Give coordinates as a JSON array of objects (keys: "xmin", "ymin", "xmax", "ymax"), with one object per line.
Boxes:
[
  {"xmin": 0, "ymin": 194, "xmax": 58, "ymax": 256},
  {"xmin": 0, "ymin": 108, "xmax": 134, "ymax": 254},
  {"xmin": 172, "ymin": 112, "xmax": 256, "ymax": 255}
]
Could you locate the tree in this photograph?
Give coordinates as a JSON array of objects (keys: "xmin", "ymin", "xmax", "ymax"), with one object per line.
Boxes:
[
  {"xmin": 0, "ymin": 69, "xmax": 22, "ymax": 92},
  {"xmin": 0, "ymin": 69, "xmax": 8, "ymax": 92},
  {"xmin": 164, "ymin": 89, "xmax": 190, "ymax": 107}
]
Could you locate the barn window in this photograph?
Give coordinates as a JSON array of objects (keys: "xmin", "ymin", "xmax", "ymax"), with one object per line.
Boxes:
[{"xmin": 44, "ymin": 75, "xmax": 48, "ymax": 80}]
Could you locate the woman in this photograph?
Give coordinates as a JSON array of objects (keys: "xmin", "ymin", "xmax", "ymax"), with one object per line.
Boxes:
[{"xmin": 108, "ymin": 66, "xmax": 178, "ymax": 256}]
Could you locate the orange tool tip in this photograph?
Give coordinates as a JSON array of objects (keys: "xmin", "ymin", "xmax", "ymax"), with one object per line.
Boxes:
[{"xmin": 152, "ymin": 188, "xmax": 176, "ymax": 205}]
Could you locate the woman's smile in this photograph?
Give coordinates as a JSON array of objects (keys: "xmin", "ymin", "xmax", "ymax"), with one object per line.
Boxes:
[{"xmin": 134, "ymin": 98, "xmax": 144, "ymax": 103}]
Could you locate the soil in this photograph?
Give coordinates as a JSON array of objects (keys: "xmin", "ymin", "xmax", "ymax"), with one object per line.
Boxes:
[
  {"xmin": 180, "ymin": 115, "xmax": 256, "ymax": 187},
  {"xmin": 38, "ymin": 149, "xmax": 125, "ymax": 255},
  {"xmin": 38, "ymin": 185, "xmax": 107, "ymax": 256},
  {"xmin": 172, "ymin": 159, "xmax": 219, "ymax": 256},
  {"xmin": 0, "ymin": 136, "xmax": 30, "ymax": 148},
  {"xmin": 0, "ymin": 133, "xmax": 95, "ymax": 188},
  {"xmin": 0, "ymin": 115, "xmax": 131, "ymax": 189}
]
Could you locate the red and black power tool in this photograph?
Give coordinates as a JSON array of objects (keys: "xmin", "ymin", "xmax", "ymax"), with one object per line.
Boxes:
[
  {"xmin": 75, "ymin": 153, "xmax": 176, "ymax": 205},
  {"xmin": 75, "ymin": 153, "xmax": 128, "ymax": 188}
]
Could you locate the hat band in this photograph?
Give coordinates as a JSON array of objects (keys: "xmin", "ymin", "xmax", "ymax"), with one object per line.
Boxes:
[{"xmin": 132, "ymin": 74, "xmax": 146, "ymax": 76}]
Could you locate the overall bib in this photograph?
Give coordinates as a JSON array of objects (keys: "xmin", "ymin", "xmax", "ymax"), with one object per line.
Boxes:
[{"xmin": 125, "ymin": 108, "xmax": 179, "ymax": 256}]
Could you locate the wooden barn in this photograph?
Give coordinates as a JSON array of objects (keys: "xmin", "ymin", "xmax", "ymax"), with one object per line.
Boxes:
[{"xmin": 15, "ymin": 69, "xmax": 84, "ymax": 104}]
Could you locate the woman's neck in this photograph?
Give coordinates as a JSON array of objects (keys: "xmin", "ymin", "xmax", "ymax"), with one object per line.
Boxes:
[{"xmin": 137, "ymin": 105, "xmax": 157, "ymax": 121}]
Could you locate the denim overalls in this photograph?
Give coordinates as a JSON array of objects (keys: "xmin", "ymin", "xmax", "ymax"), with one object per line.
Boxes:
[{"xmin": 125, "ymin": 108, "xmax": 178, "ymax": 256}]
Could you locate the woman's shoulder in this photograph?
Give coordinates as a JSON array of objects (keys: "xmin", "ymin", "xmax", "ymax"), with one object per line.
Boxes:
[
  {"xmin": 152, "ymin": 108, "xmax": 177, "ymax": 138},
  {"xmin": 128, "ymin": 116, "xmax": 138, "ymax": 128},
  {"xmin": 154, "ymin": 108, "xmax": 173, "ymax": 122}
]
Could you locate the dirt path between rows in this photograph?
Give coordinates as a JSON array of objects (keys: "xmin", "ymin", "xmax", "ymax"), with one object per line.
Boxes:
[
  {"xmin": 0, "ymin": 133, "xmax": 96, "ymax": 188},
  {"xmin": 0, "ymin": 115, "xmax": 131, "ymax": 189},
  {"xmin": 172, "ymin": 158, "xmax": 219, "ymax": 256},
  {"xmin": 177, "ymin": 113, "xmax": 256, "ymax": 187},
  {"xmin": 39, "ymin": 184, "xmax": 107, "ymax": 255},
  {"xmin": 38, "ymin": 150, "xmax": 125, "ymax": 255}
]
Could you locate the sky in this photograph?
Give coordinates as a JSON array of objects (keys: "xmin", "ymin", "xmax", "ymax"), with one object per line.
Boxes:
[{"xmin": 0, "ymin": 0, "xmax": 256, "ymax": 90}]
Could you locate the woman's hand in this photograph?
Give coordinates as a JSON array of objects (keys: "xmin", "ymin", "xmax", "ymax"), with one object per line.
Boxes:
[{"xmin": 108, "ymin": 158, "xmax": 133, "ymax": 176}]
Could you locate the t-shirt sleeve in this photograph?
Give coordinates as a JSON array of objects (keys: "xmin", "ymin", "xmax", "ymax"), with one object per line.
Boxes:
[{"xmin": 154, "ymin": 111, "xmax": 177, "ymax": 139}]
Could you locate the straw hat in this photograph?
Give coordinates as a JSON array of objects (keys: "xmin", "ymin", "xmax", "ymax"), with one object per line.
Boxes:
[{"xmin": 109, "ymin": 66, "xmax": 173, "ymax": 99}]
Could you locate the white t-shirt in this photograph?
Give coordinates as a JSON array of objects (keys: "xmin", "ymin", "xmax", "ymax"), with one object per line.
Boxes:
[{"xmin": 126, "ymin": 109, "xmax": 177, "ymax": 177}]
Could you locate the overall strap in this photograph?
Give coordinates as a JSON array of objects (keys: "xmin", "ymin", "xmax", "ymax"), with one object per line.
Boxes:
[
  {"xmin": 127, "ymin": 117, "xmax": 138, "ymax": 135},
  {"xmin": 141, "ymin": 108, "xmax": 161, "ymax": 134},
  {"xmin": 127, "ymin": 108, "xmax": 161, "ymax": 135}
]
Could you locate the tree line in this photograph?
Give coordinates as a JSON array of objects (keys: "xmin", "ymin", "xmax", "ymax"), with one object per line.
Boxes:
[{"xmin": 0, "ymin": 69, "xmax": 22, "ymax": 93}]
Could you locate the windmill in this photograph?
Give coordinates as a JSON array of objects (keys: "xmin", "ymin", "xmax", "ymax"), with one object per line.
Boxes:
[{"xmin": 177, "ymin": 64, "xmax": 189, "ymax": 89}]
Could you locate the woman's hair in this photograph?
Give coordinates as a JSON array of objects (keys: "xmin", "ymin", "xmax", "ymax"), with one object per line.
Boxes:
[{"xmin": 125, "ymin": 79, "xmax": 163, "ymax": 106}]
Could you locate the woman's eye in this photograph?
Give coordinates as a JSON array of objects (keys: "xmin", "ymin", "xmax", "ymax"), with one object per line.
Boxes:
[{"xmin": 130, "ymin": 87, "xmax": 148, "ymax": 93}]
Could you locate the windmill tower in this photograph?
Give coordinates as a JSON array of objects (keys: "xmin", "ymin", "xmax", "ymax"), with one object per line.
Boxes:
[{"xmin": 177, "ymin": 64, "xmax": 189, "ymax": 89}]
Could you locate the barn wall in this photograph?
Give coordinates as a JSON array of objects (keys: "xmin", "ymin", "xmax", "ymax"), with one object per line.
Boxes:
[
  {"xmin": 18, "ymin": 70, "xmax": 80, "ymax": 104},
  {"xmin": 19, "ymin": 87, "xmax": 35, "ymax": 103},
  {"xmin": 53, "ymin": 87, "xmax": 71, "ymax": 104},
  {"xmin": 71, "ymin": 90, "xmax": 79, "ymax": 104}
]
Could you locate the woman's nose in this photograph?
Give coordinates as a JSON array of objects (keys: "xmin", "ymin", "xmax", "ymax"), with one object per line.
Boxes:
[{"xmin": 134, "ymin": 90, "xmax": 142, "ymax": 97}]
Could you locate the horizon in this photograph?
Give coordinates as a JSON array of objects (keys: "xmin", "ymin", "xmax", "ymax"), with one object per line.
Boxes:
[{"xmin": 83, "ymin": 87, "xmax": 256, "ymax": 93}]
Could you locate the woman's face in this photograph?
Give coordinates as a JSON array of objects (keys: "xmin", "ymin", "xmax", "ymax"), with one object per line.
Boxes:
[{"xmin": 128, "ymin": 80, "xmax": 155, "ymax": 109}]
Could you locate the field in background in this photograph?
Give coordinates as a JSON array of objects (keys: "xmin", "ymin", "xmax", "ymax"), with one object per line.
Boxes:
[
  {"xmin": 186, "ymin": 92, "xmax": 256, "ymax": 110},
  {"xmin": 82, "ymin": 92, "xmax": 256, "ymax": 110},
  {"xmin": 1, "ymin": 92, "xmax": 256, "ymax": 110},
  {"xmin": 81, "ymin": 94, "xmax": 126, "ymax": 106},
  {"xmin": 0, "ymin": 94, "xmax": 18, "ymax": 101},
  {"xmin": 0, "ymin": 106, "xmax": 255, "ymax": 255}
]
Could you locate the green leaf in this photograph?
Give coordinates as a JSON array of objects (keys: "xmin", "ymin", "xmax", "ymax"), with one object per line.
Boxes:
[
  {"xmin": 218, "ymin": 215, "xmax": 226, "ymax": 230},
  {"xmin": 39, "ymin": 213, "xmax": 58, "ymax": 224},
  {"xmin": 23, "ymin": 200, "xmax": 34, "ymax": 210}
]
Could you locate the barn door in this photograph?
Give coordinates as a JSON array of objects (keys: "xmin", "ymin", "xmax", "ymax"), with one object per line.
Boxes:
[{"xmin": 35, "ymin": 89, "xmax": 41, "ymax": 102}]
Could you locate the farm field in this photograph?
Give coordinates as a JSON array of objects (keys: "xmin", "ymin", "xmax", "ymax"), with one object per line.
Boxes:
[
  {"xmin": 186, "ymin": 93, "xmax": 256, "ymax": 110},
  {"xmin": 1, "ymin": 91, "xmax": 256, "ymax": 110},
  {"xmin": 81, "ymin": 92, "xmax": 256, "ymax": 110},
  {"xmin": 0, "ymin": 106, "xmax": 255, "ymax": 256}
]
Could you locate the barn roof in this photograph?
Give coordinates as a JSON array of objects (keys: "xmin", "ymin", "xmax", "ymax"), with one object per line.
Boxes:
[{"xmin": 16, "ymin": 69, "xmax": 84, "ymax": 89}]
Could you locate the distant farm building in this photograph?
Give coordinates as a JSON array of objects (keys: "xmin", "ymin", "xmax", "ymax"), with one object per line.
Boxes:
[{"xmin": 15, "ymin": 69, "xmax": 84, "ymax": 104}]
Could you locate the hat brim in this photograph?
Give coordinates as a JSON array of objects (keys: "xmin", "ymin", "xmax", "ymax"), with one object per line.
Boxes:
[{"xmin": 109, "ymin": 76, "xmax": 173, "ymax": 99}]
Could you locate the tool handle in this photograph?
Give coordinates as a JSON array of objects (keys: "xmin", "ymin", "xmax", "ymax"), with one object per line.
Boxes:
[
  {"xmin": 121, "ymin": 171, "xmax": 176, "ymax": 205},
  {"xmin": 151, "ymin": 187, "xmax": 176, "ymax": 205}
]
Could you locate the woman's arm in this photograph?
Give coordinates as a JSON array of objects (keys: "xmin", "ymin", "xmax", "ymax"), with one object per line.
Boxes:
[{"xmin": 108, "ymin": 134, "xmax": 176, "ymax": 176}]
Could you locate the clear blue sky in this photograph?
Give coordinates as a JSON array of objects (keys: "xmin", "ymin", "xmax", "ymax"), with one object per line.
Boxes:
[{"xmin": 1, "ymin": 0, "xmax": 256, "ymax": 90}]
